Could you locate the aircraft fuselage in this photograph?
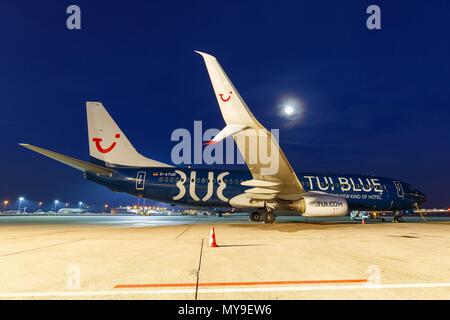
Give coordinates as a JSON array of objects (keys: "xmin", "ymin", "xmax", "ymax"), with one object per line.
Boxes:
[{"xmin": 86, "ymin": 167, "xmax": 426, "ymax": 212}]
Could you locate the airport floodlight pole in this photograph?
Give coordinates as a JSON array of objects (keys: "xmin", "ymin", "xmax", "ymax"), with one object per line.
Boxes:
[
  {"xmin": 18, "ymin": 197, "xmax": 24, "ymax": 213},
  {"xmin": 54, "ymin": 200, "xmax": 59, "ymax": 212}
]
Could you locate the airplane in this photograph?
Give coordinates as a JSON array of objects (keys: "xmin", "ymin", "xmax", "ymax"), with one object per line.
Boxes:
[{"xmin": 19, "ymin": 51, "xmax": 427, "ymax": 223}]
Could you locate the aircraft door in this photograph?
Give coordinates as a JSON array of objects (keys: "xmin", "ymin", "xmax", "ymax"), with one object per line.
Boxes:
[
  {"xmin": 393, "ymin": 181, "xmax": 404, "ymax": 197},
  {"xmin": 136, "ymin": 171, "xmax": 146, "ymax": 190}
]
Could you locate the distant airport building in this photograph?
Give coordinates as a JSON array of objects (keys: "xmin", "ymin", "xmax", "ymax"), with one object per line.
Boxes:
[
  {"xmin": 111, "ymin": 206, "xmax": 137, "ymax": 215},
  {"xmin": 111, "ymin": 206, "xmax": 175, "ymax": 216},
  {"xmin": 57, "ymin": 208, "xmax": 87, "ymax": 214}
]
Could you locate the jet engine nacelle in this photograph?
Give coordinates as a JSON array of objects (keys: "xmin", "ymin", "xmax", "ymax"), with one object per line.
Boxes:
[{"xmin": 289, "ymin": 195, "xmax": 348, "ymax": 217}]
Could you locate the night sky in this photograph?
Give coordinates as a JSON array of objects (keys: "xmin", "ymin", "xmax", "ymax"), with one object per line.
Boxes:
[{"xmin": 0, "ymin": 1, "xmax": 449, "ymax": 209}]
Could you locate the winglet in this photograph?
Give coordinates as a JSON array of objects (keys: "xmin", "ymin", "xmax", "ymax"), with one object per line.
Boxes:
[
  {"xmin": 195, "ymin": 50, "xmax": 263, "ymax": 128},
  {"xmin": 194, "ymin": 50, "xmax": 216, "ymax": 60}
]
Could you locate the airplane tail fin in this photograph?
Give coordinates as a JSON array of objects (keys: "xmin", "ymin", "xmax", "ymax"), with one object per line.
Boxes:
[{"xmin": 86, "ymin": 102, "xmax": 172, "ymax": 168}]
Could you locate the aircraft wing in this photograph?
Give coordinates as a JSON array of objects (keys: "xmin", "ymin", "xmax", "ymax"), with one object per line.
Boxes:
[
  {"xmin": 196, "ymin": 51, "xmax": 304, "ymax": 200},
  {"xmin": 19, "ymin": 143, "xmax": 114, "ymax": 176}
]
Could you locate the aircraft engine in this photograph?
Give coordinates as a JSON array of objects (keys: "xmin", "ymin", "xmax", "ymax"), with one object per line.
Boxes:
[{"xmin": 288, "ymin": 195, "xmax": 348, "ymax": 217}]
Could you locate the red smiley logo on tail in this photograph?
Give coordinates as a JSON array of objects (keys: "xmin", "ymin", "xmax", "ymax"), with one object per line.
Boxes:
[
  {"xmin": 219, "ymin": 91, "xmax": 232, "ymax": 102},
  {"xmin": 92, "ymin": 133, "xmax": 120, "ymax": 154}
]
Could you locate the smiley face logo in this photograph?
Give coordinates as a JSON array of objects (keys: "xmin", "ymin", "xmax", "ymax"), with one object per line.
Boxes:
[
  {"xmin": 92, "ymin": 133, "xmax": 120, "ymax": 154},
  {"xmin": 219, "ymin": 91, "xmax": 232, "ymax": 102}
]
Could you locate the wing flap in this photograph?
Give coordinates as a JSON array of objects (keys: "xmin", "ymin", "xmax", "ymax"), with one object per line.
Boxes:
[
  {"xmin": 241, "ymin": 179, "xmax": 281, "ymax": 187},
  {"xmin": 245, "ymin": 187, "xmax": 280, "ymax": 195}
]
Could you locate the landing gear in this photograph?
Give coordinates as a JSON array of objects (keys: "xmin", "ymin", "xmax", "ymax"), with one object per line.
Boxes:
[
  {"xmin": 263, "ymin": 211, "xmax": 276, "ymax": 224},
  {"xmin": 250, "ymin": 210, "xmax": 276, "ymax": 223},
  {"xmin": 393, "ymin": 211, "xmax": 404, "ymax": 222},
  {"xmin": 250, "ymin": 211, "xmax": 262, "ymax": 222}
]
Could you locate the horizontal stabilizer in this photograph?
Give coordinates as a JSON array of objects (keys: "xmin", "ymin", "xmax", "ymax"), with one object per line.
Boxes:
[{"xmin": 19, "ymin": 144, "xmax": 114, "ymax": 175}]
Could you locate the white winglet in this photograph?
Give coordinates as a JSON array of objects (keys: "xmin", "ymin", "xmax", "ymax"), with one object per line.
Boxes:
[
  {"xmin": 197, "ymin": 51, "xmax": 305, "ymax": 197},
  {"xmin": 195, "ymin": 51, "xmax": 263, "ymax": 129}
]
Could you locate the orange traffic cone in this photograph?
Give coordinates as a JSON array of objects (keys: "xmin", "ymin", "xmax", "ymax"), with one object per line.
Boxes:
[
  {"xmin": 362, "ymin": 218, "xmax": 365, "ymax": 225},
  {"xmin": 209, "ymin": 226, "xmax": 218, "ymax": 247}
]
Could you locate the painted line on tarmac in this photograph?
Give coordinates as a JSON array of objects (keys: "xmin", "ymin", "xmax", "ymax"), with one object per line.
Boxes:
[
  {"xmin": 2, "ymin": 282, "xmax": 450, "ymax": 298},
  {"xmin": 114, "ymin": 278, "xmax": 368, "ymax": 289},
  {"xmin": 0, "ymin": 239, "xmax": 84, "ymax": 258}
]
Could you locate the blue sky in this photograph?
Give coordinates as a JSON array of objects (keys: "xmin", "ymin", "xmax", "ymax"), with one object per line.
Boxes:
[{"xmin": 0, "ymin": 0, "xmax": 449, "ymax": 208}]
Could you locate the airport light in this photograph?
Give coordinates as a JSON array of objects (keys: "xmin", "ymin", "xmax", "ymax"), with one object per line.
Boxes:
[
  {"xmin": 2, "ymin": 200, "xmax": 9, "ymax": 212},
  {"xmin": 78, "ymin": 201, "xmax": 83, "ymax": 208},
  {"xmin": 18, "ymin": 197, "xmax": 25, "ymax": 213},
  {"xmin": 54, "ymin": 200, "xmax": 59, "ymax": 212},
  {"xmin": 65, "ymin": 203, "xmax": 69, "ymax": 207},
  {"xmin": 38, "ymin": 201, "xmax": 43, "ymax": 207}
]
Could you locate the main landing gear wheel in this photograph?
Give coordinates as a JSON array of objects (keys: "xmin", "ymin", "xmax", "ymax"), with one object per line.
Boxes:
[
  {"xmin": 250, "ymin": 212, "xmax": 262, "ymax": 222},
  {"xmin": 264, "ymin": 212, "xmax": 276, "ymax": 224},
  {"xmin": 393, "ymin": 211, "xmax": 404, "ymax": 223}
]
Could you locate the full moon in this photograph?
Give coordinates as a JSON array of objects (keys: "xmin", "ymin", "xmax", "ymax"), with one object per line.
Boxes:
[
  {"xmin": 278, "ymin": 97, "xmax": 304, "ymax": 125},
  {"xmin": 284, "ymin": 105, "xmax": 294, "ymax": 116}
]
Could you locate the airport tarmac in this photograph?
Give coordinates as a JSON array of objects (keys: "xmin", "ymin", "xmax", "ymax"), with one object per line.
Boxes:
[{"xmin": 0, "ymin": 214, "xmax": 449, "ymax": 300}]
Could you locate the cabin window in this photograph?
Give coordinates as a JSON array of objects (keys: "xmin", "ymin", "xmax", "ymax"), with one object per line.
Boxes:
[
  {"xmin": 235, "ymin": 179, "xmax": 238, "ymax": 184},
  {"xmin": 196, "ymin": 178, "xmax": 200, "ymax": 183},
  {"xmin": 175, "ymin": 178, "xmax": 179, "ymax": 182},
  {"xmin": 164, "ymin": 177, "xmax": 169, "ymax": 182},
  {"xmin": 201, "ymin": 178, "xmax": 205, "ymax": 183},
  {"xmin": 170, "ymin": 177, "xmax": 174, "ymax": 183},
  {"xmin": 159, "ymin": 177, "xmax": 163, "ymax": 183},
  {"xmin": 355, "ymin": 184, "xmax": 360, "ymax": 188}
]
